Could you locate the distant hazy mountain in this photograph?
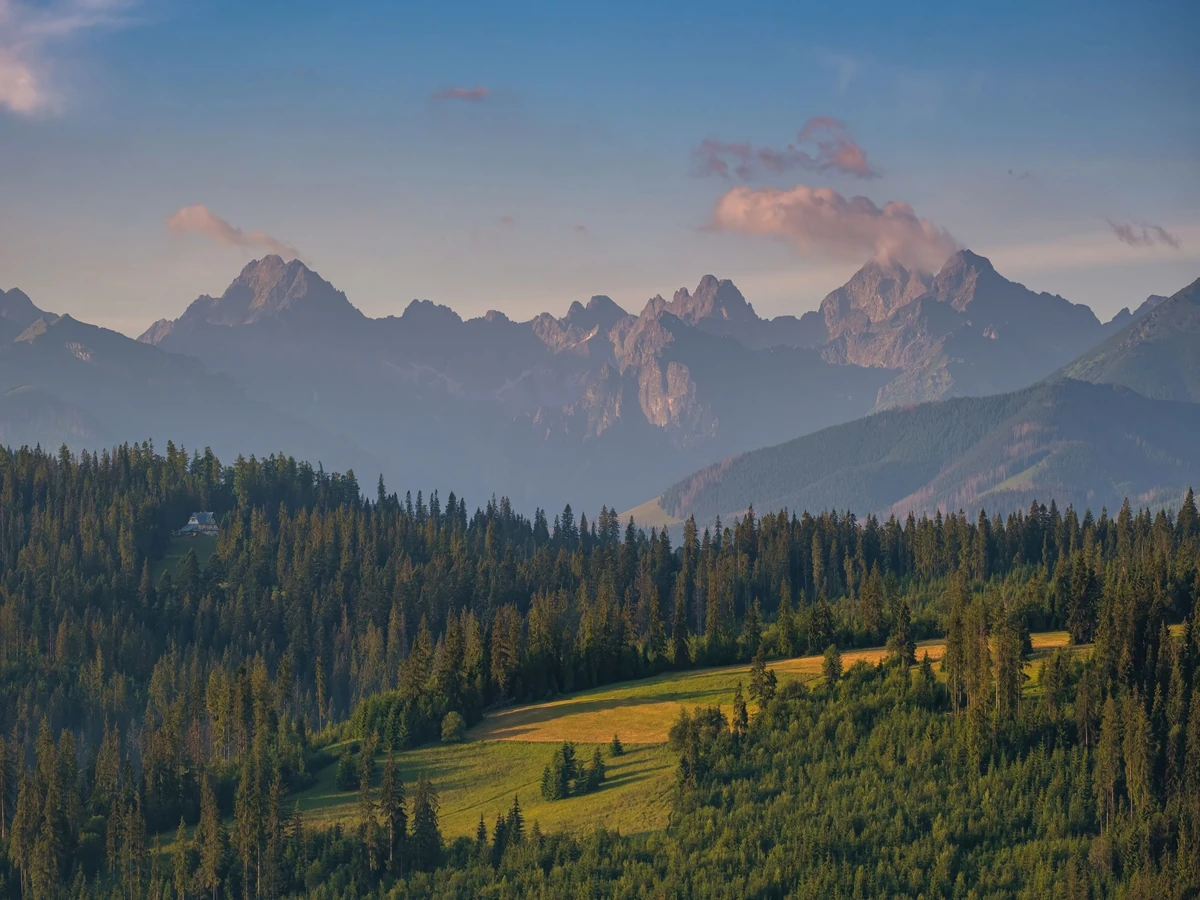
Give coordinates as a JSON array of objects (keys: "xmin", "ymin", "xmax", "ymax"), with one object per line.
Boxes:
[
  {"xmin": 658, "ymin": 274, "xmax": 826, "ymax": 350},
  {"xmin": 138, "ymin": 256, "xmax": 890, "ymax": 511},
  {"xmin": 0, "ymin": 288, "xmax": 50, "ymax": 343},
  {"xmin": 7, "ymin": 251, "xmax": 1186, "ymax": 516},
  {"xmin": 1063, "ymin": 278, "xmax": 1200, "ymax": 402},
  {"xmin": 0, "ymin": 310, "xmax": 380, "ymax": 474},
  {"xmin": 0, "ymin": 386, "xmax": 108, "ymax": 450},
  {"xmin": 142, "ymin": 255, "xmax": 365, "ymax": 341},
  {"xmin": 817, "ymin": 250, "xmax": 1118, "ymax": 408},
  {"xmin": 1103, "ymin": 292, "xmax": 1171, "ymax": 332},
  {"xmin": 640, "ymin": 379, "xmax": 1200, "ymax": 524}
]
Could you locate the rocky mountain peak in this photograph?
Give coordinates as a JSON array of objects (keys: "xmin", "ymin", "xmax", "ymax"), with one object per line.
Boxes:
[
  {"xmin": 819, "ymin": 257, "xmax": 932, "ymax": 338},
  {"xmin": 400, "ymin": 299, "xmax": 462, "ymax": 329},
  {"xmin": 668, "ymin": 275, "xmax": 756, "ymax": 324},
  {"xmin": 928, "ymin": 249, "xmax": 1004, "ymax": 312},
  {"xmin": 144, "ymin": 256, "xmax": 364, "ymax": 343},
  {"xmin": 641, "ymin": 294, "xmax": 669, "ymax": 319},
  {"xmin": 562, "ymin": 295, "xmax": 628, "ymax": 335},
  {"xmin": 234, "ymin": 256, "xmax": 362, "ymax": 324},
  {"xmin": 0, "ymin": 288, "xmax": 47, "ymax": 329}
]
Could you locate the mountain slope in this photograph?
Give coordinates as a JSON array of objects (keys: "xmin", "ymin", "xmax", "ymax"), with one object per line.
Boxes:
[
  {"xmin": 0, "ymin": 386, "xmax": 109, "ymax": 449},
  {"xmin": 1063, "ymin": 278, "xmax": 1200, "ymax": 402},
  {"xmin": 0, "ymin": 288, "xmax": 50, "ymax": 343},
  {"xmin": 645, "ymin": 379, "xmax": 1200, "ymax": 522},
  {"xmin": 0, "ymin": 313, "xmax": 381, "ymax": 472}
]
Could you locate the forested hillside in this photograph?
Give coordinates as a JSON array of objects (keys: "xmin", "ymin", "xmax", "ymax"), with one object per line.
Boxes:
[
  {"xmin": 0, "ymin": 442, "xmax": 1196, "ymax": 897},
  {"xmin": 651, "ymin": 379, "xmax": 1200, "ymax": 524},
  {"xmin": 1064, "ymin": 277, "xmax": 1200, "ymax": 402}
]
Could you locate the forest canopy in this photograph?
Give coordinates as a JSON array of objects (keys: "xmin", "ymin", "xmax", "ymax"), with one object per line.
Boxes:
[{"xmin": 0, "ymin": 441, "xmax": 1196, "ymax": 898}]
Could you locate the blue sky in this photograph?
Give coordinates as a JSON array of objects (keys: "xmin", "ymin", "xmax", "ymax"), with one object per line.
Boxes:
[{"xmin": 1, "ymin": 0, "xmax": 1197, "ymax": 334}]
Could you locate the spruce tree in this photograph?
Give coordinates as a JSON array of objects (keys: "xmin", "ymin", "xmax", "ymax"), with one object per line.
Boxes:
[
  {"xmin": 776, "ymin": 581, "xmax": 797, "ymax": 658},
  {"xmin": 475, "ymin": 814, "xmax": 488, "ymax": 859},
  {"xmin": 732, "ymin": 683, "xmax": 749, "ymax": 739},
  {"xmin": 197, "ymin": 774, "xmax": 223, "ymax": 900},
  {"xmin": 173, "ymin": 817, "xmax": 191, "ymax": 900},
  {"xmin": 506, "ymin": 795, "xmax": 524, "ymax": 846},
  {"xmin": 822, "ymin": 644, "xmax": 843, "ymax": 686},
  {"xmin": 748, "ymin": 647, "xmax": 777, "ymax": 702},
  {"xmin": 410, "ymin": 777, "xmax": 442, "ymax": 872},
  {"xmin": 490, "ymin": 812, "xmax": 507, "ymax": 867},
  {"xmin": 1095, "ymin": 695, "xmax": 1121, "ymax": 831},
  {"xmin": 672, "ymin": 573, "xmax": 691, "ymax": 669},
  {"xmin": 379, "ymin": 751, "xmax": 406, "ymax": 872}
]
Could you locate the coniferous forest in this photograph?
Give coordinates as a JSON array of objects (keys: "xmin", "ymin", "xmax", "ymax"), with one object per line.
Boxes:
[{"xmin": 0, "ymin": 441, "xmax": 1198, "ymax": 898}]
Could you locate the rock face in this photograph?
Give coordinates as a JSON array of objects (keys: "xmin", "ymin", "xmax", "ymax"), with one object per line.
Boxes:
[
  {"xmin": 820, "ymin": 258, "xmax": 932, "ymax": 340},
  {"xmin": 816, "ymin": 250, "xmax": 1115, "ymax": 407}
]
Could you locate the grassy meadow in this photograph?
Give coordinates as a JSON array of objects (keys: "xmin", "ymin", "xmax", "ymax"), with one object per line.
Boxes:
[{"xmin": 282, "ymin": 630, "xmax": 1074, "ymax": 841}]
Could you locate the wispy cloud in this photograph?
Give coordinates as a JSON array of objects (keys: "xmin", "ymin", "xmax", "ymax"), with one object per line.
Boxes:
[
  {"xmin": 710, "ymin": 183, "xmax": 957, "ymax": 272},
  {"xmin": 573, "ymin": 224, "xmax": 591, "ymax": 237},
  {"xmin": 498, "ymin": 215, "xmax": 516, "ymax": 226},
  {"xmin": 983, "ymin": 225, "xmax": 1200, "ymax": 277},
  {"xmin": 431, "ymin": 85, "xmax": 490, "ymax": 102},
  {"xmin": 693, "ymin": 116, "xmax": 879, "ymax": 180},
  {"xmin": 165, "ymin": 205, "xmax": 301, "ymax": 259},
  {"xmin": 1107, "ymin": 218, "xmax": 1183, "ymax": 250},
  {"xmin": 0, "ymin": 0, "xmax": 136, "ymax": 115}
]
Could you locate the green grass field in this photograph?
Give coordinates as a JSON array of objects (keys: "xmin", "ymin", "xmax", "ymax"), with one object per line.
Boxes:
[
  {"xmin": 284, "ymin": 630, "xmax": 1074, "ymax": 841},
  {"xmin": 150, "ymin": 534, "xmax": 217, "ymax": 582},
  {"xmin": 293, "ymin": 739, "xmax": 677, "ymax": 839}
]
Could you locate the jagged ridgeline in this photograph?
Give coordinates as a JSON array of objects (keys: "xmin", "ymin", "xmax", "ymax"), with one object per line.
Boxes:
[
  {"xmin": 0, "ymin": 441, "xmax": 1197, "ymax": 897},
  {"xmin": 7, "ymin": 250, "xmax": 1185, "ymax": 516}
]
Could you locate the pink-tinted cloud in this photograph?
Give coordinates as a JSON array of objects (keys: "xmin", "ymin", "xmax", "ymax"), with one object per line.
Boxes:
[
  {"xmin": 499, "ymin": 215, "xmax": 516, "ymax": 226},
  {"xmin": 1107, "ymin": 219, "xmax": 1183, "ymax": 250},
  {"xmin": 431, "ymin": 85, "xmax": 490, "ymax": 102},
  {"xmin": 711, "ymin": 183, "xmax": 957, "ymax": 272},
  {"xmin": 165, "ymin": 205, "xmax": 300, "ymax": 259},
  {"xmin": 693, "ymin": 116, "xmax": 879, "ymax": 180}
]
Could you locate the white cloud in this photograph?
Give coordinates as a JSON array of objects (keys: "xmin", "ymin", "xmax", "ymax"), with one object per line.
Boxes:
[{"xmin": 0, "ymin": 0, "xmax": 135, "ymax": 115}]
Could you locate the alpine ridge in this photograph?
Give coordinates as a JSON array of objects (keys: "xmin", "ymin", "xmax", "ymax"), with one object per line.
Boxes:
[{"xmin": 2, "ymin": 253, "xmax": 1192, "ymax": 516}]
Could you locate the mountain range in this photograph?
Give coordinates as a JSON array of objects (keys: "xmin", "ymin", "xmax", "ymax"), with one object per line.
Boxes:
[
  {"xmin": 642, "ymin": 379, "xmax": 1200, "ymax": 525},
  {"xmin": 0, "ymin": 251, "xmax": 1192, "ymax": 515},
  {"xmin": 633, "ymin": 277, "xmax": 1200, "ymax": 524}
]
